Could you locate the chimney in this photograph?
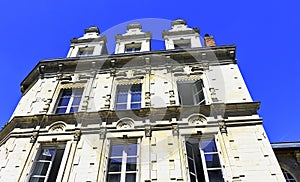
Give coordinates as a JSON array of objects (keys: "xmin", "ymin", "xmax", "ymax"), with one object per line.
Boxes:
[{"xmin": 204, "ymin": 34, "xmax": 216, "ymax": 47}]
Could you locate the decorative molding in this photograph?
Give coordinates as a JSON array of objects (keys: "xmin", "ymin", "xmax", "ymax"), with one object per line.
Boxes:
[
  {"xmin": 176, "ymin": 75, "xmax": 201, "ymax": 82},
  {"xmin": 70, "ymin": 36, "xmax": 106, "ymax": 44},
  {"xmin": 30, "ymin": 131, "xmax": 38, "ymax": 143},
  {"xmin": 116, "ymin": 118, "xmax": 135, "ymax": 129},
  {"xmin": 187, "ymin": 114, "xmax": 207, "ymax": 126},
  {"xmin": 172, "ymin": 125, "xmax": 179, "ymax": 136},
  {"xmin": 48, "ymin": 121, "xmax": 66, "ymax": 133},
  {"xmin": 116, "ymin": 78, "xmax": 143, "ymax": 85},
  {"xmin": 74, "ymin": 129, "xmax": 81, "ymax": 141},
  {"xmin": 115, "ymin": 32, "xmax": 152, "ymax": 41},
  {"xmin": 219, "ymin": 120, "xmax": 227, "ymax": 134},
  {"xmin": 145, "ymin": 125, "xmax": 152, "ymax": 137},
  {"xmin": 99, "ymin": 128, "xmax": 107, "ymax": 139},
  {"xmin": 60, "ymin": 82, "xmax": 86, "ymax": 89}
]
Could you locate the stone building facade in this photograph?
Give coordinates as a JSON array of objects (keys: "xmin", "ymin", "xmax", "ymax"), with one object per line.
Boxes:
[{"xmin": 0, "ymin": 19, "xmax": 285, "ymax": 181}]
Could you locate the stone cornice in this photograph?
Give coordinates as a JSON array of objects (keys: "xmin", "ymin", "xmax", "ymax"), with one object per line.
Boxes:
[
  {"xmin": 127, "ymin": 23, "xmax": 142, "ymax": 30},
  {"xmin": 162, "ymin": 29, "xmax": 199, "ymax": 37},
  {"xmin": 84, "ymin": 26, "xmax": 100, "ymax": 34},
  {"xmin": 0, "ymin": 102, "xmax": 261, "ymax": 144},
  {"xmin": 172, "ymin": 19, "xmax": 187, "ymax": 26},
  {"xmin": 70, "ymin": 36, "xmax": 107, "ymax": 44},
  {"xmin": 115, "ymin": 32, "xmax": 152, "ymax": 41},
  {"xmin": 20, "ymin": 45, "xmax": 236, "ymax": 94}
]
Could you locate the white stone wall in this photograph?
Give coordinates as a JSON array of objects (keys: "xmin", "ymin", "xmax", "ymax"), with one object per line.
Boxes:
[
  {"xmin": 219, "ymin": 125, "xmax": 285, "ymax": 181},
  {"xmin": 10, "ymin": 63, "xmax": 254, "ymax": 119},
  {"xmin": 0, "ymin": 137, "xmax": 32, "ymax": 181},
  {"xmin": 207, "ymin": 64, "xmax": 253, "ymax": 103},
  {"xmin": 11, "ymin": 77, "xmax": 58, "ymax": 119}
]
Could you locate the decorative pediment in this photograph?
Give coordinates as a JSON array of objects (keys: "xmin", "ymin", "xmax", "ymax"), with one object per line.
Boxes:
[
  {"xmin": 48, "ymin": 121, "xmax": 67, "ymax": 133},
  {"xmin": 187, "ymin": 114, "xmax": 207, "ymax": 126},
  {"xmin": 116, "ymin": 118, "xmax": 135, "ymax": 129}
]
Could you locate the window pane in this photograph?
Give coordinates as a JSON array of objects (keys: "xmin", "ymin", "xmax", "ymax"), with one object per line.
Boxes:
[
  {"xmin": 127, "ymin": 143, "xmax": 137, "ymax": 156},
  {"xmin": 72, "ymin": 97, "xmax": 82, "ymax": 106},
  {"xmin": 130, "ymin": 103, "xmax": 141, "ymax": 110},
  {"xmin": 56, "ymin": 107, "xmax": 67, "ymax": 114},
  {"xmin": 117, "ymin": 93, "xmax": 128, "ymax": 103},
  {"xmin": 205, "ymin": 154, "xmax": 221, "ymax": 168},
  {"xmin": 47, "ymin": 148, "xmax": 65, "ymax": 182},
  {"xmin": 126, "ymin": 157, "xmax": 137, "ymax": 171},
  {"xmin": 131, "ymin": 84, "xmax": 141, "ymax": 92},
  {"xmin": 58, "ymin": 98, "xmax": 70, "ymax": 106},
  {"xmin": 200, "ymin": 139, "xmax": 217, "ymax": 152},
  {"xmin": 62, "ymin": 89, "xmax": 72, "ymax": 96},
  {"xmin": 189, "ymin": 174, "xmax": 196, "ymax": 182},
  {"xmin": 177, "ymin": 82, "xmax": 194, "ymax": 105},
  {"xmin": 78, "ymin": 47, "xmax": 94, "ymax": 56},
  {"xmin": 111, "ymin": 144, "xmax": 124, "ymax": 156},
  {"xmin": 108, "ymin": 158, "xmax": 122, "ymax": 172},
  {"xmin": 131, "ymin": 93, "xmax": 141, "ymax": 102},
  {"xmin": 39, "ymin": 149, "xmax": 55, "ymax": 160},
  {"xmin": 32, "ymin": 162, "xmax": 50, "ymax": 176},
  {"xmin": 208, "ymin": 170, "xmax": 224, "ymax": 182},
  {"xmin": 125, "ymin": 173, "xmax": 136, "ymax": 182},
  {"xmin": 107, "ymin": 174, "xmax": 121, "ymax": 182},
  {"xmin": 186, "ymin": 143, "xmax": 194, "ymax": 158},
  {"xmin": 116, "ymin": 104, "xmax": 127, "ymax": 110},
  {"xmin": 188, "ymin": 158, "xmax": 195, "ymax": 173},
  {"xmin": 55, "ymin": 88, "xmax": 83, "ymax": 114},
  {"xmin": 31, "ymin": 147, "xmax": 65, "ymax": 182},
  {"xmin": 70, "ymin": 107, "xmax": 79, "ymax": 113},
  {"xmin": 194, "ymin": 80, "xmax": 203, "ymax": 91}
]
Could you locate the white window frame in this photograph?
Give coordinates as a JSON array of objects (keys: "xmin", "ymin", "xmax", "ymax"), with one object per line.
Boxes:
[
  {"xmin": 77, "ymin": 46, "xmax": 95, "ymax": 57},
  {"xmin": 28, "ymin": 144, "xmax": 66, "ymax": 182},
  {"xmin": 124, "ymin": 43, "xmax": 141, "ymax": 53},
  {"xmin": 173, "ymin": 39, "xmax": 191, "ymax": 49},
  {"xmin": 177, "ymin": 80, "xmax": 205, "ymax": 106},
  {"xmin": 105, "ymin": 138, "xmax": 141, "ymax": 182},
  {"xmin": 54, "ymin": 88, "xmax": 84, "ymax": 114},
  {"xmin": 183, "ymin": 135, "xmax": 224, "ymax": 182},
  {"xmin": 115, "ymin": 84, "xmax": 142, "ymax": 110}
]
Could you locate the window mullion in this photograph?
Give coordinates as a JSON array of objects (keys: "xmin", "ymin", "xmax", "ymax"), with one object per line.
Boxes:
[
  {"xmin": 44, "ymin": 149, "xmax": 56, "ymax": 182},
  {"xmin": 200, "ymin": 145, "xmax": 210, "ymax": 182},
  {"xmin": 127, "ymin": 89, "xmax": 131, "ymax": 109},
  {"xmin": 120, "ymin": 142, "xmax": 128, "ymax": 182},
  {"xmin": 66, "ymin": 92, "xmax": 75, "ymax": 113}
]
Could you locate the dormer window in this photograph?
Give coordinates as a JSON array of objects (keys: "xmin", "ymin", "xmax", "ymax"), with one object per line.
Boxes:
[
  {"xmin": 174, "ymin": 39, "xmax": 191, "ymax": 49},
  {"xmin": 125, "ymin": 43, "xmax": 141, "ymax": 53},
  {"xmin": 77, "ymin": 47, "xmax": 94, "ymax": 57}
]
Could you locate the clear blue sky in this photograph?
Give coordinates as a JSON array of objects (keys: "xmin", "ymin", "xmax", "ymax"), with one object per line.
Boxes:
[{"xmin": 0, "ymin": 0, "xmax": 299, "ymax": 142}]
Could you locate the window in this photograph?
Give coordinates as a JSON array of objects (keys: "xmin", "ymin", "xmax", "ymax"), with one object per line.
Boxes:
[
  {"xmin": 177, "ymin": 80, "xmax": 205, "ymax": 106},
  {"xmin": 174, "ymin": 39, "xmax": 191, "ymax": 49},
  {"xmin": 29, "ymin": 145, "xmax": 65, "ymax": 182},
  {"xmin": 77, "ymin": 47, "xmax": 94, "ymax": 57},
  {"xmin": 55, "ymin": 88, "xmax": 83, "ymax": 114},
  {"xmin": 116, "ymin": 84, "xmax": 142, "ymax": 110},
  {"xmin": 106, "ymin": 139, "xmax": 139, "ymax": 182},
  {"xmin": 282, "ymin": 169, "xmax": 297, "ymax": 182},
  {"xmin": 125, "ymin": 43, "xmax": 141, "ymax": 53},
  {"xmin": 186, "ymin": 137, "xmax": 224, "ymax": 182}
]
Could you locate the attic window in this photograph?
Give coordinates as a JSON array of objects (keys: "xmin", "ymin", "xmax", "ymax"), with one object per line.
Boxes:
[
  {"xmin": 174, "ymin": 39, "xmax": 191, "ymax": 49},
  {"xmin": 77, "ymin": 47, "xmax": 94, "ymax": 57},
  {"xmin": 125, "ymin": 43, "xmax": 141, "ymax": 53}
]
